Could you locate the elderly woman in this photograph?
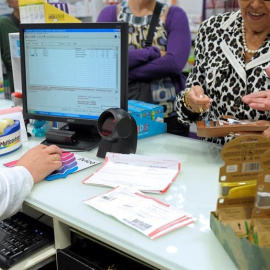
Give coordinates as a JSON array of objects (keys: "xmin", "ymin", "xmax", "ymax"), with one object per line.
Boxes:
[{"xmin": 175, "ymin": 0, "xmax": 270, "ymax": 145}]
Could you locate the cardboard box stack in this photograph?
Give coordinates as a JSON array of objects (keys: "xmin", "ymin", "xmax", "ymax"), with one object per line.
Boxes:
[{"xmin": 210, "ymin": 135, "xmax": 270, "ymax": 269}]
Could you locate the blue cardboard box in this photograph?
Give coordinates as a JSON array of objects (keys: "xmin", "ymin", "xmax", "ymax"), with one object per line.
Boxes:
[
  {"xmin": 128, "ymin": 103, "xmax": 151, "ymax": 119},
  {"xmin": 128, "ymin": 100, "xmax": 164, "ymax": 120},
  {"xmin": 128, "ymin": 101, "xmax": 166, "ymax": 139}
]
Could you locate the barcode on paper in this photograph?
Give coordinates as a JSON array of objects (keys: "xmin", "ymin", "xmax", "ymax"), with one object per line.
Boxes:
[
  {"xmin": 125, "ymin": 219, "xmax": 152, "ymax": 231},
  {"xmin": 102, "ymin": 196, "xmax": 114, "ymax": 201},
  {"xmin": 242, "ymin": 162, "xmax": 261, "ymax": 172}
]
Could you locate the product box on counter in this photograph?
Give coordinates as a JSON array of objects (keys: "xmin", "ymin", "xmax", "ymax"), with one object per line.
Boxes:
[
  {"xmin": 128, "ymin": 104, "xmax": 151, "ymax": 119},
  {"xmin": 128, "ymin": 101, "xmax": 166, "ymax": 139},
  {"xmin": 128, "ymin": 100, "xmax": 164, "ymax": 120},
  {"xmin": 210, "ymin": 212, "xmax": 270, "ymax": 270}
]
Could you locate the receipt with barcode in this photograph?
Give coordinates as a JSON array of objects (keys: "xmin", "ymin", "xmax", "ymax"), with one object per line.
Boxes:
[{"xmin": 84, "ymin": 186, "xmax": 195, "ymax": 239}]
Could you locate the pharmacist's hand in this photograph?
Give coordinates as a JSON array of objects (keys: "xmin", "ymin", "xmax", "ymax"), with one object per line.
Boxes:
[
  {"xmin": 185, "ymin": 86, "xmax": 212, "ymax": 113},
  {"xmin": 16, "ymin": 144, "xmax": 62, "ymax": 183}
]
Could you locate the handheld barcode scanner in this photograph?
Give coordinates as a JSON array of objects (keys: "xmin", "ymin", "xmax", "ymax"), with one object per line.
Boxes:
[{"xmin": 97, "ymin": 108, "xmax": 137, "ymax": 158}]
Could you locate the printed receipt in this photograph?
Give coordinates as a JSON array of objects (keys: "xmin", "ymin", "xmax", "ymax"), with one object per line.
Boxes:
[
  {"xmin": 82, "ymin": 152, "xmax": 181, "ymax": 194},
  {"xmin": 84, "ymin": 186, "xmax": 195, "ymax": 239}
]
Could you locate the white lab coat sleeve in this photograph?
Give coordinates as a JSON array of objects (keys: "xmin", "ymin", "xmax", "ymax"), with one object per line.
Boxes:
[{"xmin": 0, "ymin": 166, "xmax": 34, "ymax": 221}]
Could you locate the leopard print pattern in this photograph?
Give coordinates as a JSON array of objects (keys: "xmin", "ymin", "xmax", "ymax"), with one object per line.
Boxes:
[{"xmin": 175, "ymin": 11, "xmax": 270, "ymax": 145}]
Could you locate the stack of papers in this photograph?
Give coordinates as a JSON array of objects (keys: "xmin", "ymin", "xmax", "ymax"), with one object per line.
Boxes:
[
  {"xmin": 82, "ymin": 152, "xmax": 181, "ymax": 194},
  {"xmin": 82, "ymin": 153, "xmax": 195, "ymax": 238},
  {"xmin": 84, "ymin": 186, "xmax": 195, "ymax": 240}
]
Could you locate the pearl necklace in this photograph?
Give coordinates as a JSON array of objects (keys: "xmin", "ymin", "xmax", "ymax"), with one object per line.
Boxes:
[{"xmin": 241, "ymin": 20, "xmax": 258, "ymax": 54}]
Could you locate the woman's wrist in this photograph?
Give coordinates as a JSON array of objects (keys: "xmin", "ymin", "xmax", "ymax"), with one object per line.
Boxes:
[{"xmin": 183, "ymin": 88, "xmax": 195, "ymax": 113}]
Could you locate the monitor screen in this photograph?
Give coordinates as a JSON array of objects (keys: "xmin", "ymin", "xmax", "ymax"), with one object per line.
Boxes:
[{"xmin": 20, "ymin": 22, "xmax": 128, "ymax": 150}]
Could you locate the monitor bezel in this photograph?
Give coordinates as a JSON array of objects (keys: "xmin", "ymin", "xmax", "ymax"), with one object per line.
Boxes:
[{"xmin": 20, "ymin": 22, "xmax": 128, "ymax": 127}]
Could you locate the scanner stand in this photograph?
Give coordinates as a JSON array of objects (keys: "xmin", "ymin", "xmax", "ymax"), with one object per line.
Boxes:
[{"xmin": 42, "ymin": 124, "xmax": 101, "ymax": 151}]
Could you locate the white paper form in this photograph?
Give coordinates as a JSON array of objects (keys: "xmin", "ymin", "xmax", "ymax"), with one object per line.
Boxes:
[
  {"xmin": 84, "ymin": 186, "xmax": 195, "ymax": 240},
  {"xmin": 82, "ymin": 153, "xmax": 181, "ymax": 194}
]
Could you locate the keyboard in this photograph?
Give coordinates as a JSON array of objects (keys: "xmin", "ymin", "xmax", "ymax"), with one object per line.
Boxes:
[{"xmin": 0, "ymin": 212, "xmax": 54, "ymax": 270}]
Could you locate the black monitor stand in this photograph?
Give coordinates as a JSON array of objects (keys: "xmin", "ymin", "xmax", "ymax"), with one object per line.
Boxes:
[{"xmin": 42, "ymin": 123, "xmax": 101, "ymax": 151}]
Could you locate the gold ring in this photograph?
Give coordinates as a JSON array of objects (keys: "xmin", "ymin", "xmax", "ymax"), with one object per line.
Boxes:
[
  {"xmin": 199, "ymin": 107, "xmax": 204, "ymax": 114},
  {"xmin": 53, "ymin": 154, "xmax": 57, "ymax": 161}
]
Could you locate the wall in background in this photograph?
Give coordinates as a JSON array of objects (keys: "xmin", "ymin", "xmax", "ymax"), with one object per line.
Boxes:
[{"xmin": 0, "ymin": 0, "xmax": 12, "ymax": 16}]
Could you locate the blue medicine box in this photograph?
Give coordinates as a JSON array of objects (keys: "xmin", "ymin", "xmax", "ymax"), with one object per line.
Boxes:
[
  {"xmin": 128, "ymin": 101, "xmax": 167, "ymax": 139},
  {"xmin": 128, "ymin": 100, "xmax": 164, "ymax": 120},
  {"xmin": 128, "ymin": 103, "xmax": 151, "ymax": 119}
]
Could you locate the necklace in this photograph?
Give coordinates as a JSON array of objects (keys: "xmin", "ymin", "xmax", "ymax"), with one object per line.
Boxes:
[{"xmin": 241, "ymin": 20, "xmax": 258, "ymax": 54}]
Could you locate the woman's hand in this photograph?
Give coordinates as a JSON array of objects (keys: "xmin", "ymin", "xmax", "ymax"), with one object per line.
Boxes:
[
  {"xmin": 160, "ymin": 50, "xmax": 166, "ymax": 57},
  {"xmin": 242, "ymin": 90, "xmax": 270, "ymax": 111},
  {"xmin": 16, "ymin": 144, "xmax": 62, "ymax": 183},
  {"xmin": 185, "ymin": 86, "xmax": 212, "ymax": 113},
  {"xmin": 242, "ymin": 67, "xmax": 270, "ymax": 111}
]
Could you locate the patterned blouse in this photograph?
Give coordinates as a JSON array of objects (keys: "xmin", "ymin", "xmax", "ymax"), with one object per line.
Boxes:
[
  {"xmin": 175, "ymin": 11, "xmax": 270, "ymax": 145},
  {"xmin": 118, "ymin": 0, "xmax": 176, "ymax": 118}
]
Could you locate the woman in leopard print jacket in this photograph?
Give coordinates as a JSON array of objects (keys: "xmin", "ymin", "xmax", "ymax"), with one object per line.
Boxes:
[{"xmin": 175, "ymin": 0, "xmax": 270, "ymax": 145}]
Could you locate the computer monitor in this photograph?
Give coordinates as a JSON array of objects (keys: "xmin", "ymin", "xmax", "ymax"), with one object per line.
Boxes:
[{"xmin": 20, "ymin": 22, "xmax": 128, "ymax": 150}]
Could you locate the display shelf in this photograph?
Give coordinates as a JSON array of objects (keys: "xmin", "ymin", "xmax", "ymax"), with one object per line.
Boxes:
[
  {"xmin": 205, "ymin": 0, "xmax": 239, "ymax": 19},
  {"xmin": 56, "ymin": 0, "xmax": 106, "ymax": 22}
]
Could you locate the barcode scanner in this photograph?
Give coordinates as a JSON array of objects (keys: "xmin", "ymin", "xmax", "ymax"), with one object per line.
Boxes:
[{"xmin": 96, "ymin": 108, "xmax": 137, "ymax": 158}]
